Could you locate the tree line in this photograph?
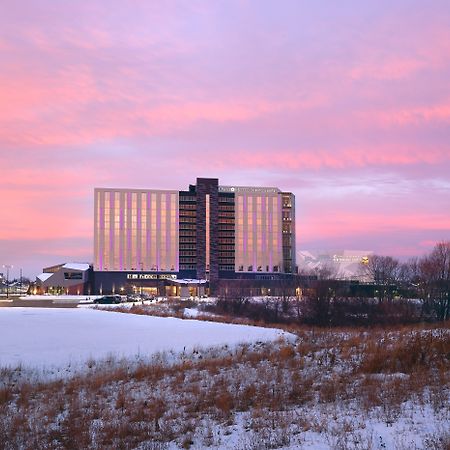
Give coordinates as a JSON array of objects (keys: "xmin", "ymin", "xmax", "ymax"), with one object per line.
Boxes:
[
  {"xmin": 359, "ymin": 241, "xmax": 450, "ymax": 321},
  {"xmin": 211, "ymin": 241, "xmax": 450, "ymax": 326}
]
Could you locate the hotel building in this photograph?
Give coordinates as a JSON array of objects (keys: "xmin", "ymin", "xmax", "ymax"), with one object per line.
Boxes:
[{"xmin": 93, "ymin": 178, "xmax": 296, "ymax": 295}]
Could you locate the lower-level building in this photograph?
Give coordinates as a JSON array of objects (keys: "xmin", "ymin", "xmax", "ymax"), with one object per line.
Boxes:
[
  {"xmin": 92, "ymin": 269, "xmax": 301, "ymax": 297},
  {"xmin": 35, "ymin": 262, "xmax": 303, "ymax": 298}
]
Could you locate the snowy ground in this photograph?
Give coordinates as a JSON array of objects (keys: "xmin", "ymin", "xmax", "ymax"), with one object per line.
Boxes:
[
  {"xmin": 0, "ymin": 307, "xmax": 448, "ymax": 449},
  {"xmin": 0, "ymin": 307, "xmax": 291, "ymax": 376},
  {"xmin": 19, "ymin": 294, "xmax": 103, "ymax": 301}
]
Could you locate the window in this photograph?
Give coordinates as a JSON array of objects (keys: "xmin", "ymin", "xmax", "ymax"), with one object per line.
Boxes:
[{"xmin": 64, "ymin": 272, "xmax": 83, "ymax": 280}]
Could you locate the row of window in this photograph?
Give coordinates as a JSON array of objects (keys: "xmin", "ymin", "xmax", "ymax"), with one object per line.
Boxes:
[
  {"xmin": 179, "ymin": 224, "xmax": 196, "ymax": 230},
  {"xmin": 179, "ymin": 237, "xmax": 196, "ymax": 243},
  {"xmin": 219, "ymin": 265, "xmax": 235, "ymax": 271},
  {"xmin": 180, "ymin": 258, "xmax": 196, "ymax": 264},
  {"xmin": 218, "ymin": 238, "xmax": 234, "ymax": 244},
  {"xmin": 218, "ymin": 245, "xmax": 235, "ymax": 250},
  {"xmin": 180, "ymin": 251, "xmax": 197, "ymax": 256},
  {"xmin": 237, "ymin": 265, "xmax": 280, "ymax": 272},
  {"xmin": 218, "ymin": 259, "xmax": 235, "ymax": 265},
  {"xmin": 218, "ymin": 225, "xmax": 235, "ymax": 231},
  {"xmin": 179, "ymin": 244, "xmax": 197, "ymax": 250},
  {"xmin": 218, "ymin": 253, "xmax": 234, "ymax": 259},
  {"xmin": 180, "ymin": 231, "xmax": 196, "ymax": 237},
  {"xmin": 218, "ymin": 205, "xmax": 234, "ymax": 211}
]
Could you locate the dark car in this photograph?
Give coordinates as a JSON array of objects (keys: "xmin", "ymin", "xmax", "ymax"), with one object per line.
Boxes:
[{"xmin": 93, "ymin": 295, "xmax": 122, "ymax": 304}]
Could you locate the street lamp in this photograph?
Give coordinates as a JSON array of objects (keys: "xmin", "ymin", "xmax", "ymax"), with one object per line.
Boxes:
[{"xmin": 2, "ymin": 265, "xmax": 12, "ymax": 299}]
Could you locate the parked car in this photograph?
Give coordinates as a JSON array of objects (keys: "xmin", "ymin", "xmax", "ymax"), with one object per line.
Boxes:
[{"xmin": 93, "ymin": 295, "xmax": 122, "ymax": 304}]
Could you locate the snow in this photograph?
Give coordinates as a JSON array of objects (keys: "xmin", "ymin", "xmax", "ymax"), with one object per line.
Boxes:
[
  {"xmin": 36, "ymin": 273, "xmax": 53, "ymax": 282},
  {"xmin": 62, "ymin": 262, "xmax": 90, "ymax": 271},
  {"xmin": 170, "ymin": 278, "xmax": 207, "ymax": 284},
  {"xmin": 183, "ymin": 307, "xmax": 201, "ymax": 317},
  {"xmin": 0, "ymin": 308, "xmax": 291, "ymax": 371},
  {"xmin": 19, "ymin": 294, "xmax": 102, "ymax": 302}
]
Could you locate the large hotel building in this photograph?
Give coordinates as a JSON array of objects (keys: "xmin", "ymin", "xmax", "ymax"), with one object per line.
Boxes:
[{"xmin": 93, "ymin": 178, "xmax": 296, "ymax": 296}]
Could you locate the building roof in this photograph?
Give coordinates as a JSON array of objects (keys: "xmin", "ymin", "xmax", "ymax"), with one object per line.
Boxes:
[
  {"xmin": 37, "ymin": 273, "xmax": 53, "ymax": 282},
  {"xmin": 62, "ymin": 263, "xmax": 90, "ymax": 271}
]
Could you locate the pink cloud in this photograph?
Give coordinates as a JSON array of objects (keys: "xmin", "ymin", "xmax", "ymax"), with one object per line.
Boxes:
[
  {"xmin": 1, "ymin": 0, "xmax": 450, "ymax": 276},
  {"xmin": 372, "ymin": 104, "xmax": 450, "ymax": 126},
  {"xmin": 300, "ymin": 212, "xmax": 450, "ymax": 241},
  {"xmin": 349, "ymin": 58, "xmax": 425, "ymax": 81}
]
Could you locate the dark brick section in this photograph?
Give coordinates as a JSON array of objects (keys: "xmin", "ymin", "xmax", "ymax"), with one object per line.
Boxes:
[
  {"xmin": 196, "ymin": 178, "xmax": 219, "ymax": 281},
  {"xmin": 179, "ymin": 185, "xmax": 197, "ymax": 272},
  {"xmin": 282, "ymin": 192, "xmax": 296, "ymax": 273},
  {"xmin": 218, "ymin": 192, "xmax": 235, "ymax": 271}
]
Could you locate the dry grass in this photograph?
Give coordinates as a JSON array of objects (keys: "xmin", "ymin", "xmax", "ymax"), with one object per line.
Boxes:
[{"xmin": 0, "ymin": 323, "xmax": 449, "ymax": 449}]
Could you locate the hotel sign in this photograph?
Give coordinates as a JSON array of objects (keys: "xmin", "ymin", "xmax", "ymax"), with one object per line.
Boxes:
[
  {"xmin": 126, "ymin": 273, "xmax": 177, "ymax": 280},
  {"xmin": 219, "ymin": 186, "xmax": 280, "ymax": 194}
]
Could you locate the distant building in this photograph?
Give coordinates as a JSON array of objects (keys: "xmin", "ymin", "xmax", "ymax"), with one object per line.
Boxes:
[{"xmin": 297, "ymin": 250, "xmax": 373, "ymax": 281}]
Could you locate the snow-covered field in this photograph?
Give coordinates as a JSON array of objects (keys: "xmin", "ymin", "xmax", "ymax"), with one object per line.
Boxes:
[
  {"xmin": 18, "ymin": 294, "xmax": 104, "ymax": 303},
  {"xmin": 0, "ymin": 307, "xmax": 290, "ymax": 374},
  {"xmin": 0, "ymin": 307, "xmax": 448, "ymax": 449}
]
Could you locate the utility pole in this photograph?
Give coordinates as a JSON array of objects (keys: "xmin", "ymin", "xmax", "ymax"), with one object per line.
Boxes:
[{"xmin": 3, "ymin": 265, "xmax": 13, "ymax": 299}]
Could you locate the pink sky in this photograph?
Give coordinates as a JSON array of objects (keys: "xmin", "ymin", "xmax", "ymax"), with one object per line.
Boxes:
[{"xmin": 1, "ymin": 1, "xmax": 449, "ymax": 277}]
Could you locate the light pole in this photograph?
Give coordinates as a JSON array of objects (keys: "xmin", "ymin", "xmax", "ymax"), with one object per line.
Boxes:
[{"xmin": 3, "ymin": 265, "xmax": 13, "ymax": 299}]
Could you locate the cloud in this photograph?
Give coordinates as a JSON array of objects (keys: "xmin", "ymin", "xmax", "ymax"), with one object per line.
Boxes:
[{"xmin": 1, "ymin": 0, "xmax": 450, "ymax": 275}]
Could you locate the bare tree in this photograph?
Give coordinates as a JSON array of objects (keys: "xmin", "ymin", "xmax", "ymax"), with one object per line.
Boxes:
[
  {"xmin": 313, "ymin": 262, "xmax": 339, "ymax": 280},
  {"xmin": 360, "ymin": 255, "xmax": 400, "ymax": 301},
  {"xmin": 302, "ymin": 267, "xmax": 340, "ymax": 326},
  {"xmin": 419, "ymin": 241, "xmax": 450, "ymax": 321},
  {"xmin": 397, "ymin": 257, "xmax": 420, "ymax": 286}
]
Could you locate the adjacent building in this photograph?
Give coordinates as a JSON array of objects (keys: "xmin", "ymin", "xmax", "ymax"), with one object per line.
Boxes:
[
  {"xmin": 93, "ymin": 178, "xmax": 296, "ymax": 295},
  {"xmin": 35, "ymin": 263, "xmax": 92, "ymax": 295}
]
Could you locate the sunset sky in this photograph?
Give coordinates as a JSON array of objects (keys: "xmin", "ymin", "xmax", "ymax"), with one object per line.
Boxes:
[{"xmin": 1, "ymin": 1, "xmax": 449, "ymax": 277}]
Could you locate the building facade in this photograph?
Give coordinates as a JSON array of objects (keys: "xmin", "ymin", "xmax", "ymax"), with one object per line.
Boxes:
[
  {"xmin": 35, "ymin": 263, "xmax": 92, "ymax": 295},
  {"xmin": 93, "ymin": 178, "xmax": 296, "ymax": 294}
]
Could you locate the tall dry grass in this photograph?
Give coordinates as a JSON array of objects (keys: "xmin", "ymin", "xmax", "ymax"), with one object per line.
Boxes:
[{"xmin": 0, "ymin": 324, "xmax": 448, "ymax": 449}]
